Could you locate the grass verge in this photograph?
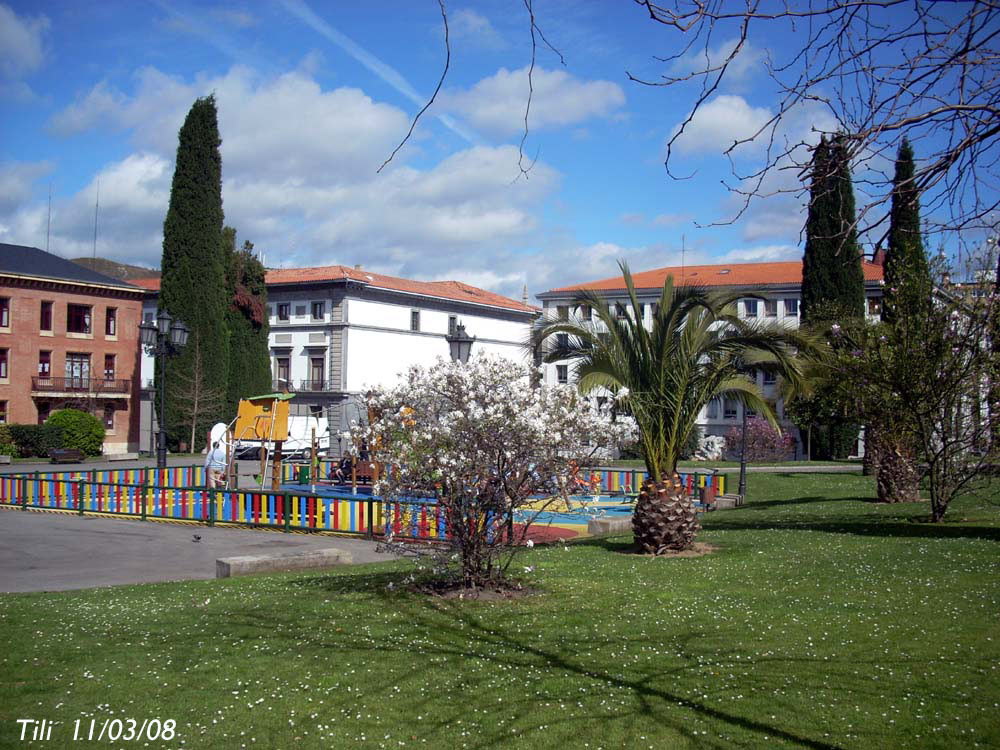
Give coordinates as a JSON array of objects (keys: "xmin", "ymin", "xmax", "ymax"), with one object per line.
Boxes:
[{"xmin": 1, "ymin": 472, "xmax": 997, "ymax": 749}]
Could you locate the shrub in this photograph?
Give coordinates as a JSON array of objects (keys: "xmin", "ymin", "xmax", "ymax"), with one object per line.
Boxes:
[
  {"xmin": 7, "ymin": 424, "xmax": 64, "ymax": 458},
  {"xmin": 0, "ymin": 423, "xmax": 14, "ymax": 457},
  {"xmin": 724, "ymin": 417, "xmax": 797, "ymax": 462},
  {"xmin": 46, "ymin": 409, "xmax": 105, "ymax": 456}
]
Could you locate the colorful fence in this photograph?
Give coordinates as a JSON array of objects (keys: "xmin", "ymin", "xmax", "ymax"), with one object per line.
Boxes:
[
  {"xmin": 0, "ymin": 471, "xmax": 398, "ymax": 538},
  {"xmin": 593, "ymin": 468, "xmax": 726, "ymax": 496},
  {"xmin": 1, "ymin": 465, "xmax": 206, "ymax": 487}
]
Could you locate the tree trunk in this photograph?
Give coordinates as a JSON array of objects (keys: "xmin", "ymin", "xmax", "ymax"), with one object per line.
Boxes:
[
  {"xmin": 862, "ymin": 425, "xmax": 879, "ymax": 476},
  {"xmin": 875, "ymin": 437, "xmax": 920, "ymax": 503},
  {"xmin": 632, "ymin": 473, "xmax": 700, "ymax": 554}
]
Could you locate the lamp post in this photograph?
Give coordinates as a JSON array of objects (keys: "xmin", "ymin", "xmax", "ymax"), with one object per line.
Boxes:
[
  {"xmin": 738, "ymin": 405, "xmax": 748, "ymax": 499},
  {"xmin": 446, "ymin": 322, "xmax": 475, "ymax": 364},
  {"xmin": 139, "ymin": 310, "xmax": 189, "ymax": 469}
]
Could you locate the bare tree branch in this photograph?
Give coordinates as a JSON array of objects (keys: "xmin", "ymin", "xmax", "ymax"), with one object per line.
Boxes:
[
  {"xmin": 630, "ymin": 0, "xmax": 1000, "ymax": 240},
  {"xmin": 377, "ymin": 0, "xmax": 450, "ymax": 174},
  {"xmin": 517, "ymin": 0, "xmax": 566, "ymax": 180}
]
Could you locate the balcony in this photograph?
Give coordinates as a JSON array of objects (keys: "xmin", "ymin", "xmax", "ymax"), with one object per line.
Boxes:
[
  {"xmin": 31, "ymin": 377, "xmax": 132, "ymax": 397},
  {"xmin": 297, "ymin": 379, "xmax": 330, "ymax": 392}
]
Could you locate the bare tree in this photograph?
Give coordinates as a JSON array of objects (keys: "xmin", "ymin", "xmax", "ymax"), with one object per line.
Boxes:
[
  {"xmin": 169, "ymin": 337, "xmax": 226, "ymax": 452},
  {"xmin": 632, "ymin": 1, "xmax": 1000, "ymax": 243}
]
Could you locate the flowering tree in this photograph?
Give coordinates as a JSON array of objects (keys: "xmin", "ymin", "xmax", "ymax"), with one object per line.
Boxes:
[
  {"xmin": 352, "ymin": 356, "xmax": 631, "ymax": 590},
  {"xmin": 724, "ymin": 417, "xmax": 797, "ymax": 463}
]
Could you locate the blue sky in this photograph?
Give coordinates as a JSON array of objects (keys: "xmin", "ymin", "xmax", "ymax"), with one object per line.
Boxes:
[{"xmin": 0, "ymin": 1, "xmax": 955, "ymax": 299}]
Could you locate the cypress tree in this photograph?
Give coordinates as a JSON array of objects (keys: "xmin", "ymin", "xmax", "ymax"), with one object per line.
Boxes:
[
  {"xmin": 224, "ymin": 228, "xmax": 272, "ymax": 416},
  {"xmin": 883, "ymin": 138, "xmax": 931, "ymax": 325},
  {"xmin": 796, "ymin": 134, "xmax": 865, "ymax": 458},
  {"xmin": 801, "ymin": 134, "xmax": 866, "ymax": 324},
  {"xmin": 159, "ymin": 95, "xmax": 230, "ymax": 450}
]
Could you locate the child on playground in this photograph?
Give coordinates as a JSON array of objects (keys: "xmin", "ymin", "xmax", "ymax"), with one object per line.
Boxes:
[{"xmin": 204, "ymin": 440, "xmax": 227, "ymax": 488}]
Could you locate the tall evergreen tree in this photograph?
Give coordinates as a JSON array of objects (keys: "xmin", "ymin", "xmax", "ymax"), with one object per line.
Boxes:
[
  {"xmin": 883, "ymin": 138, "xmax": 931, "ymax": 325},
  {"xmin": 801, "ymin": 134, "xmax": 866, "ymax": 324},
  {"xmin": 223, "ymin": 227, "xmax": 272, "ymax": 416},
  {"xmin": 795, "ymin": 135, "xmax": 866, "ymax": 458},
  {"xmin": 159, "ymin": 95, "xmax": 230, "ymax": 451}
]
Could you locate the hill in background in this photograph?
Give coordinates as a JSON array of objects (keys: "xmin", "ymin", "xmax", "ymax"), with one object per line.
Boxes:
[{"xmin": 71, "ymin": 257, "xmax": 159, "ymax": 282}]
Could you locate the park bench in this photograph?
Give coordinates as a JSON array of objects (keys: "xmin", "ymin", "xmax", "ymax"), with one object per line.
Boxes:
[
  {"xmin": 49, "ymin": 448, "xmax": 85, "ymax": 464},
  {"xmin": 352, "ymin": 461, "xmax": 376, "ymax": 485}
]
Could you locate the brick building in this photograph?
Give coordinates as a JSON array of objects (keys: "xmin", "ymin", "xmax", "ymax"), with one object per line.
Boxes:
[{"xmin": 0, "ymin": 243, "xmax": 144, "ymax": 453}]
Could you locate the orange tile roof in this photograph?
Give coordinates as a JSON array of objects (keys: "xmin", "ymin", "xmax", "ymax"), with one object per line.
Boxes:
[
  {"xmin": 131, "ymin": 266, "xmax": 536, "ymax": 313},
  {"xmin": 548, "ymin": 260, "xmax": 883, "ymax": 294}
]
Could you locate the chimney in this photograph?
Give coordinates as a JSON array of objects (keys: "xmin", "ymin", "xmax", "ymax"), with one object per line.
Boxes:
[
  {"xmin": 871, "ymin": 246, "xmax": 886, "ymax": 266},
  {"xmin": 522, "ymin": 284, "xmax": 529, "ymax": 306},
  {"xmin": 354, "ymin": 264, "xmax": 362, "ymax": 270}
]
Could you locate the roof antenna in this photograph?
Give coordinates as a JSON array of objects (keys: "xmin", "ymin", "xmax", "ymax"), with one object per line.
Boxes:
[
  {"xmin": 92, "ymin": 179, "xmax": 100, "ymax": 260},
  {"xmin": 681, "ymin": 233, "xmax": 686, "ymax": 284},
  {"xmin": 46, "ymin": 183, "xmax": 52, "ymax": 253}
]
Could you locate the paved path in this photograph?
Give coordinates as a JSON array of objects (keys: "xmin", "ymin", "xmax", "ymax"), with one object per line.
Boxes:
[{"xmin": 0, "ymin": 508, "xmax": 392, "ymax": 594}]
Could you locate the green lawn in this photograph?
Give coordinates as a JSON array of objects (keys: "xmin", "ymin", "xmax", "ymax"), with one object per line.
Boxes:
[
  {"xmin": 609, "ymin": 459, "xmax": 862, "ymax": 470},
  {"xmin": 2, "ymin": 473, "xmax": 998, "ymax": 749}
]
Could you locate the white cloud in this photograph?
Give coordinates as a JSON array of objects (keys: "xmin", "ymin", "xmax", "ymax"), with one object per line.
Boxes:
[
  {"xmin": 450, "ymin": 9, "xmax": 505, "ymax": 50},
  {"xmin": 0, "ymin": 3, "xmax": 48, "ymax": 79},
  {"xmin": 671, "ymin": 94, "xmax": 773, "ymax": 155},
  {"xmin": 439, "ymin": 66, "xmax": 625, "ymax": 136},
  {"xmin": 0, "ymin": 160, "xmax": 51, "ymax": 214},
  {"xmin": 668, "ymin": 39, "xmax": 763, "ymax": 84},
  {"xmin": 718, "ymin": 244, "xmax": 799, "ymax": 263},
  {"xmin": 652, "ymin": 212, "xmax": 692, "ymax": 228},
  {"xmin": 13, "ymin": 64, "xmax": 566, "ymax": 290}
]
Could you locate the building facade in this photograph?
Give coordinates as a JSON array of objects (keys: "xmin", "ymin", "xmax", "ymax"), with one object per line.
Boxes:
[
  {"xmin": 537, "ymin": 259, "xmax": 886, "ymax": 458},
  {"xmin": 0, "ymin": 244, "xmax": 144, "ymax": 453},
  {"xmin": 136, "ymin": 264, "xmax": 536, "ymax": 455}
]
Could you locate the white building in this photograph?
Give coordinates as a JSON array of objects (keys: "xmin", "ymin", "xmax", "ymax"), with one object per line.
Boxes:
[
  {"xmin": 135, "ymin": 265, "xmax": 536, "ymax": 454},
  {"xmin": 536, "ymin": 259, "xmax": 886, "ymax": 458}
]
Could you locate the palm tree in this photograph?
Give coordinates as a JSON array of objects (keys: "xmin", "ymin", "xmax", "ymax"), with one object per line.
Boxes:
[{"xmin": 533, "ymin": 261, "xmax": 813, "ymax": 553}]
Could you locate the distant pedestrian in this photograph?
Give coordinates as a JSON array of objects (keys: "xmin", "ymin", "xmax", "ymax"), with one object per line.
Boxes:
[{"xmin": 205, "ymin": 440, "xmax": 227, "ymax": 488}]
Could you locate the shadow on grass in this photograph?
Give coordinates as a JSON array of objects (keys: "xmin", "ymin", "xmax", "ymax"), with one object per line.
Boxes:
[
  {"xmin": 278, "ymin": 576, "xmax": 852, "ymax": 750},
  {"xmin": 704, "ymin": 515, "xmax": 1000, "ymax": 541}
]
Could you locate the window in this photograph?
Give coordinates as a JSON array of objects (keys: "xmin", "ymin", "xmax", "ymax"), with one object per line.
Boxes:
[
  {"xmin": 744, "ymin": 299, "xmax": 758, "ymax": 318},
  {"xmin": 555, "ymin": 333, "xmax": 569, "ymax": 349},
  {"xmin": 784, "ymin": 298, "xmax": 799, "ymax": 317},
  {"xmin": 556, "ymin": 305, "xmax": 569, "ymax": 321},
  {"xmin": 37, "ymin": 402, "xmax": 50, "ymax": 424},
  {"xmin": 67, "ymin": 304, "xmax": 92, "ymax": 334},
  {"xmin": 410, "ymin": 310, "xmax": 420, "ymax": 331},
  {"xmin": 311, "ymin": 302, "xmax": 325, "ymax": 320},
  {"xmin": 765, "ymin": 299, "xmax": 778, "ymax": 317},
  {"xmin": 277, "ymin": 303, "xmax": 290, "ymax": 321},
  {"xmin": 763, "ymin": 371, "xmax": 777, "ymax": 386},
  {"xmin": 41, "ymin": 301, "xmax": 53, "ymax": 331},
  {"xmin": 706, "ymin": 398, "xmax": 719, "ymax": 419},
  {"xmin": 867, "ymin": 297, "xmax": 882, "ymax": 316},
  {"xmin": 38, "ymin": 351, "xmax": 51, "ymax": 378},
  {"xmin": 0, "ymin": 297, "xmax": 8, "ymax": 328},
  {"xmin": 650, "ymin": 303, "xmax": 659, "ymax": 318},
  {"xmin": 275, "ymin": 357, "xmax": 290, "ymax": 386},
  {"xmin": 615, "ymin": 302, "xmax": 627, "ymax": 319},
  {"xmin": 65, "ymin": 353, "xmax": 90, "ymax": 389},
  {"xmin": 556, "ymin": 365, "xmax": 568, "ymax": 384},
  {"xmin": 104, "ymin": 354, "xmax": 116, "ymax": 381},
  {"xmin": 723, "ymin": 397, "xmax": 739, "ymax": 419},
  {"xmin": 637, "ymin": 303, "xmax": 645, "ymax": 319},
  {"xmin": 143, "ymin": 310, "xmax": 154, "ymax": 324},
  {"xmin": 295, "ymin": 305, "xmax": 307, "ymax": 317},
  {"xmin": 105, "ymin": 307, "xmax": 117, "ymax": 336},
  {"xmin": 0, "ymin": 348, "xmax": 7, "ymax": 379},
  {"xmin": 310, "ymin": 357, "xmax": 325, "ymax": 389},
  {"xmin": 448, "ymin": 315, "xmax": 458, "ymax": 335},
  {"xmin": 580, "ymin": 305, "xmax": 592, "ymax": 321},
  {"xmin": 103, "ymin": 404, "xmax": 115, "ymax": 430},
  {"xmin": 0, "ymin": 401, "xmax": 6, "ymax": 424}
]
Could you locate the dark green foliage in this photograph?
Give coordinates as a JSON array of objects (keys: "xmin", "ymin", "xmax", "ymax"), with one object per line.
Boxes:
[
  {"xmin": 46, "ymin": 409, "xmax": 105, "ymax": 456},
  {"xmin": 224, "ymin": 230, "xmax": 272, "ymax": 417},
  {"xmin": 7, "ymin": 424, "xmax": 64, "ymax": 457},
  {"xmin": 801, "ymin": 135, "xmax": 865, "ymax": 324},
  {"xmin": 797, "ymin": 135, "xmax": 866, "ymax": 459},
  {"xmin": 883, "ymin": 138, "xmax": 931, "ymax": 326},
  {"xmin": 159, "ymin": 95, "xmax": 230, "ymax": 450},
  {"xmin": 0, "ymin": 423, "xmax": 14, "ymax": 456},
  {"xmin": 680, "ymin": 425, "xmax": 701, "ymax": 460}
]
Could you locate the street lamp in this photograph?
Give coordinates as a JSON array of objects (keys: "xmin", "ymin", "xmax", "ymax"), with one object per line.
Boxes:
[
  {"xmin": 140, "ymin": 311, "xmax": 189, "ymax": 469},
  {"xmin": 446, "ymin": 322, "xmax": 475, "ymax": 363}
]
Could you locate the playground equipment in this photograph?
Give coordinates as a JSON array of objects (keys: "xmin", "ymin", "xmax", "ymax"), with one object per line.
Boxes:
[{"xmin": 212, "ymin": 392, "xmax": 296, "ymax": 492}]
